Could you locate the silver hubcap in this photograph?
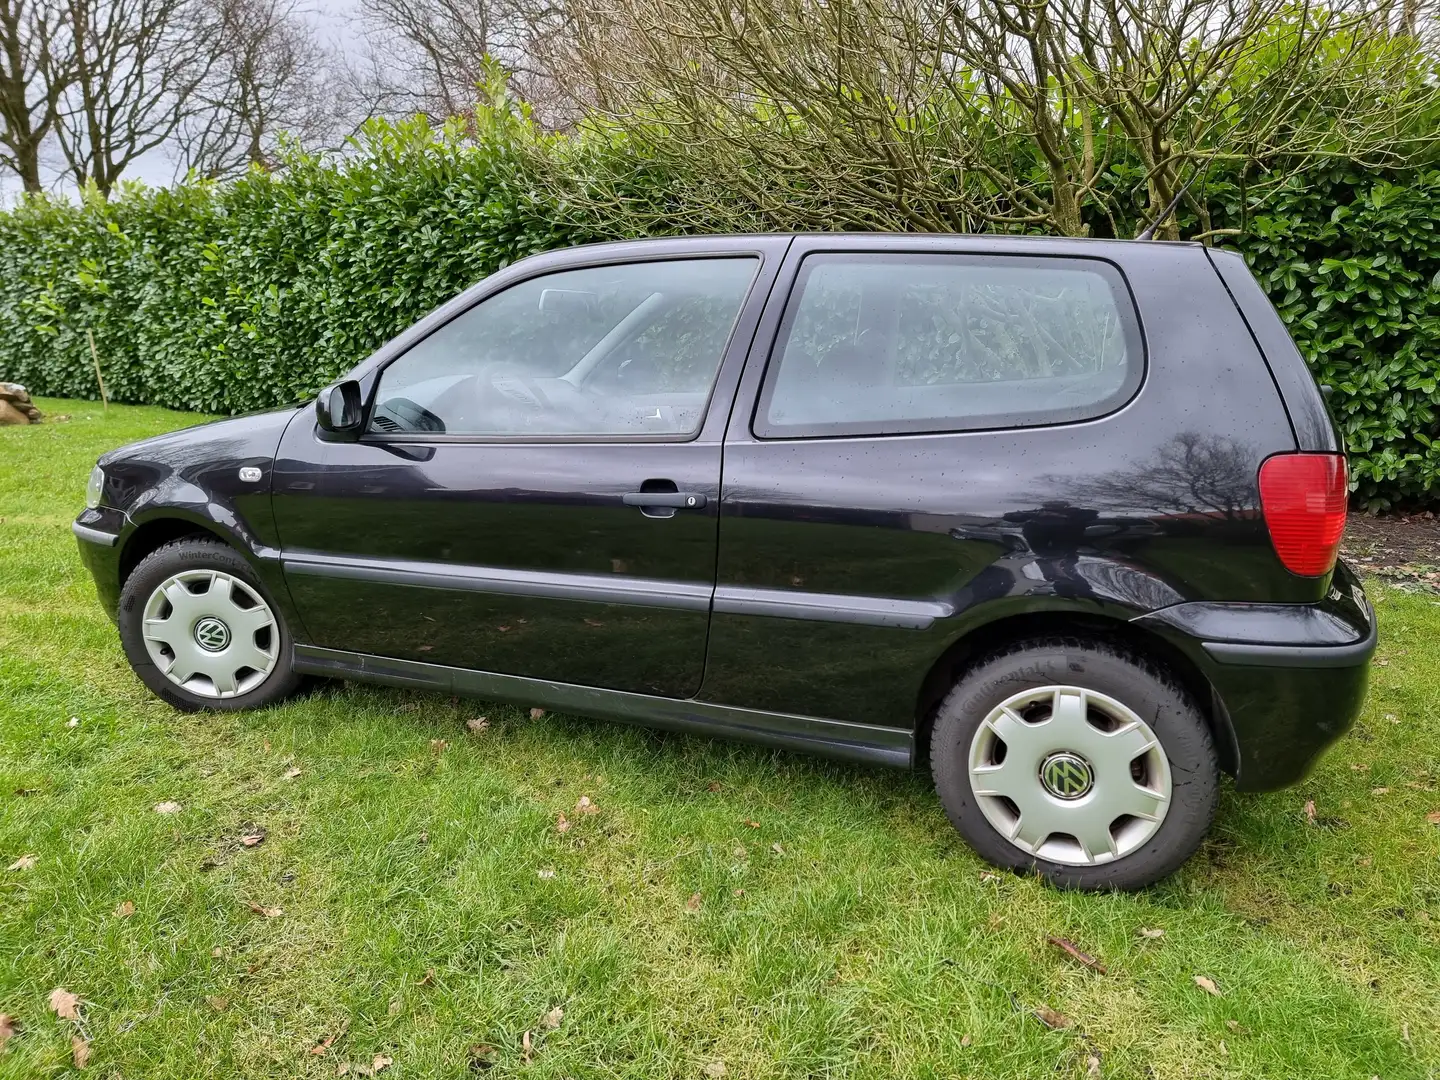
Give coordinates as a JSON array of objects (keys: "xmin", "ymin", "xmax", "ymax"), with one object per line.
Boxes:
[
  {"xmin": 968, "ymin": 685, "xmax": 1171, "ymax": 866},
  {"xmin": 141, "ymin": 570, "xmax": 278, "ymax": 698}
]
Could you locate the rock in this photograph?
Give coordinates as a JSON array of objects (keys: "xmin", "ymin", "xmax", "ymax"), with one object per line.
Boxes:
[
  {"xmin": 0, "ymin": 400, "xmax": 30, "ymax": 425},
  {"xmin": 0, "ymin": 382, "xmax": 31, "ymax": 404}
]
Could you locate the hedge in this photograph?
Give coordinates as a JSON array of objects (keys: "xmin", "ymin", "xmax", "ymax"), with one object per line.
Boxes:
[{"xmin": 2, "ymin": 118, "xmax": 1439, "ymax": 508}]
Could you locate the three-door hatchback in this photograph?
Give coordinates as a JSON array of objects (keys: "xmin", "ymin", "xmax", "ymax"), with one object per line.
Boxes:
[{"xmin": 74, "ymin": 234, "xmax": 1375, "ymax": 889}]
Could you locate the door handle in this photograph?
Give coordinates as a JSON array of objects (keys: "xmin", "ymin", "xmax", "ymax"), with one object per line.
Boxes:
[{"xmin": 622, "ymin": 491, "xmax": 707, "ymax": 510}]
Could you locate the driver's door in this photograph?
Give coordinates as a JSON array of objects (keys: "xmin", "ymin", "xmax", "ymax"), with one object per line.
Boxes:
[{"xmin": 271, "ymin": 247, "xmax": 778, "ymax": 698}]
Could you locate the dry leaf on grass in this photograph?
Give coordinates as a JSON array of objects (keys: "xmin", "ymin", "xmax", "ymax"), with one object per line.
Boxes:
[
  {"xmin": 555, "ymin": 813, "xmax": 572, "ymax": 834},
  {"xmin": 1138, "ymin": 927, "xmax": 1165, "ymax": 939},
  {"xmin": 575, "ymin": 796, "xmax": 598, "ymax": 815},
  {"xmin": 1086, "ymin": 1053, "xmax": 1102, "ymax": 1078},
  {"xmin": 685, "ymin": 892, "xmax": 703, "ymax": 912},
  {"xmin": 702, "ymin": 1062, "xmax": 727, "ymax": 1077},
  {"xmin": 466, "ymin": 717, "xmax": 490, "ymax": 734},
  {"xmin": 1303, "ymin": 799, "xmax": 1317, "ymax": 824},
  {"xmin": 415, "ymin": 968, "xmax": 435, "ymax": 987},
  {"xmin": 71, "ymin": 1035, "xmax": 90, "ymax": 1069},
  {"xmin": 7, "ymin": 855, "xmax": 36, "ymax": 871},
  {"xmin": 1426, "ymin": 811, "xmax": 1440, "ymax": 825},
  {"xmin": 1033, "ymin": 1006, "xmax": 1071, "ymax": 1030},
  {"xmin": 1194, "ymin": 975, "xmax": 1223, "ymax": 996},
  {"xmin": 154, "ymin": 801, "xmax": 182, "ymax": 815},
  {"xmin": 540, "ymin": 1006, "xmax": 563, "ymax": 1030},
  {"xmin": 430, "ymin": 739, "xmax": 447, "ymax": 754},
  {"xmin": 742, "ymin": 819, "xmax": 760, "ymax": 829},
  {"xmin": 537, "ymin": 868, "xmax": 556, "ymax": 880},
  {"xmin": 529, "ymin": 708, "xmax": 545, "ymax": 720},
  {"xmin": 114, "ymin": 900, "xmax": 134, "ymax": 918},
  {"xmin": 284, "ymin": 767, "xmax": 302, "ymax": 779},
  {"xmin": 338, "ymin": 1054, "xmax": 392, "ymax": 1077},
  {"xmin": 0, "ymin": 1013, "xmax": 16, "ymax": 1051},
  {"xmin": 521, "ymin": 1030, "xmax": 534, "ymax": 1063},
  {"xmin": 1046, "ymin": 935, "xmax": 1107, "ymax": 974},
  {"xmin": 240, "ymin": 830, "xmax": 266, "ymax": 847},
  {"xmin": 959, "ymin": 1034, "xmax": 971, "ymax": 1048},
  {"xmin": 47, "ymin": 988, "xmax": 80, "ymax": 1021},
  {"xmin": 66, "ymin": 717, "xmax": 80, "ymax": 729},
  {"xmin": 387, "ymin": 998, "xmax": 402, "ymax": 1016},
  {"xmin": 207, "ymin": 996, "xmax": 228, "ymax": 1012},
  {"xmin": 1371, "ymin": 787, "xmax": 1390, "ymax": 796},
  {"xmin": 246, "ymin": 901, "xmax": 282, "ymax": 918},
  {"xmin": 311, "ymin": 1026, "xmax": 347, "ymax": 1056},
  {"xmin": 706, "ymin": 781, "xmax": 722, "ymax": 792}
]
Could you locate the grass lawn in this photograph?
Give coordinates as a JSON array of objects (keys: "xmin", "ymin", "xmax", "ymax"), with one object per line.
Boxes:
[{"xmin": 2, "ymin": 398, "xmax": 1439, "ymax": 1080}]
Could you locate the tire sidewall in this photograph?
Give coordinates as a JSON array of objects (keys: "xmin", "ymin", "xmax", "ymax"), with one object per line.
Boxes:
[
  {"xmin": 118, "ymin": 539, "xmax": 299, "ymax": 712},
  {"xmin": 931, "ymin": 641, "xmax": 1218, "ymax": 890}
]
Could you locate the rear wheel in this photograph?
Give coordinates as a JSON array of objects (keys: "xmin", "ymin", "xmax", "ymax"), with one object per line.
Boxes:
[
  {"xmin": 930, "ymin": 637, "xmax": 1218, "ymax": 890},
  {"xmin": 118, "ymin": 537, "xmax": 303, "ymax": 712}
]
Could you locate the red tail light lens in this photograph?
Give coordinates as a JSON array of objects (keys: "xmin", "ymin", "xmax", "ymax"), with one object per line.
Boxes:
[{"xmin": 1258, "ymin": 453, "xmax": 1348, "ymax": 576}]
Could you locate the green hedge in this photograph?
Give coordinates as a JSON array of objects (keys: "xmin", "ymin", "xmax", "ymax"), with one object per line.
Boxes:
[
  {"xmin": 1218, "ymin": 168, "xmax": 1440, "ymax": 508},
  {"xmin": 2, "ymin": 119, "xmax": 1439, "ymax": 507},
  {"xmin": 0, "ymin": 120, "xmax": 603, "ymax": 416}
]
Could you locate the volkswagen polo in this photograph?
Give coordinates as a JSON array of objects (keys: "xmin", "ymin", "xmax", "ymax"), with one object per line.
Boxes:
[{"xmin": 72, "ymin": 234, "xmax": 1375, "ymax": 889}]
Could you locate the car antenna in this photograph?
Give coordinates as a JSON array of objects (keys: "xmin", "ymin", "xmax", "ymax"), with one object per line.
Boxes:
[{"xmin": 1134, "ymin": 170, "xmax": 1202, "ymax": 241}]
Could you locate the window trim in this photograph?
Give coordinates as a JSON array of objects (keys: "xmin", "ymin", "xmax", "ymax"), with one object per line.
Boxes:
[
  {"xmin": 750, "ymin": 251, "xmax": 1147, "ymax": 441},
  {"xmin": 359, "ymin": 251, "xmax": 767, "ymax": 446}
]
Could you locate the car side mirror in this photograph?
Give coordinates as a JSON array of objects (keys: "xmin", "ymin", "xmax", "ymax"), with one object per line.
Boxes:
[{"xmin": 315, "ymin": 380, "xmax": 363, "ymax": 438}]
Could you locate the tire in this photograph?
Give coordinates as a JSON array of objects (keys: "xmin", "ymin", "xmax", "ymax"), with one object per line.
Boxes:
[
  {"xmin": 118, "ymin": 537, "xmax": 303, "ymax": 712},
  {"xmin": 929, "ymin": 637, "xmax": 1218, "ymax": 891}
]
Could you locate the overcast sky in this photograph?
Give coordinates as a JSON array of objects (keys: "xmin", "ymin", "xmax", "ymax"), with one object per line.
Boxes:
[{"xmin": 0, "ymin": 0, "xmax": 366, "ymax": 202}]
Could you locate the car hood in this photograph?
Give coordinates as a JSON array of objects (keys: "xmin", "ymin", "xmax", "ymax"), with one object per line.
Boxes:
[
  {"xmin": 97, "ymin": 405, "xmax": 307, "ymax": 514},
  {"xmin": 99, "ymin": 405, "xmax": 305, "ymax": 470}
]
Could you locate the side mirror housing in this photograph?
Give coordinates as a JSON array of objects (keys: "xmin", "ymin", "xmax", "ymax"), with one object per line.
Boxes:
[{"xmin": 315, "ymin": 380, "xmax": 363, "ymax": 438}]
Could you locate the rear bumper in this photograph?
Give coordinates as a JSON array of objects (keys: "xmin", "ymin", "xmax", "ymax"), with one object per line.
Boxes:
[{"xmin": 1134, "ymin": 563, "xmax": 1375, "ymax": 791}]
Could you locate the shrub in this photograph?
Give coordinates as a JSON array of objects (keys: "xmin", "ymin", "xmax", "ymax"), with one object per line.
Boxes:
[
  {"xmin": 1, "ymin": 114, "xmax": 1438, "ymax": 507},
  {"xmin": 0, "ymin": 117, "xmax": 599, "ymax": 416},
  {"xmin": 1220, "ymin": 168, "xmax": 1440, "ymax": 508}
]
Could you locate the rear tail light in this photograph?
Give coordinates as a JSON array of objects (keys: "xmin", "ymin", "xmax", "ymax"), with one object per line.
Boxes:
[{"xmin": 1258, "ymin": 453, "xmax": 1348, "ymax": 576}]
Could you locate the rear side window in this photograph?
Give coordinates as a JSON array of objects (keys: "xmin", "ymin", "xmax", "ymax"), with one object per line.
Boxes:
[{"xmin": 755, "ymin": 253, "xmax": 1143, "ymax": 438}]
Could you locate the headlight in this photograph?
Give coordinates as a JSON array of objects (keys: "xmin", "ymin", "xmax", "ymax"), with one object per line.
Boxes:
[{"xmin": 85, "ymin": 465, "xmax": 105, "ymax": 509}]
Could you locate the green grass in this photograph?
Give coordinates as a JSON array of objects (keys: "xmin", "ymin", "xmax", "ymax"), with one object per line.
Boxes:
[{"xmin": 2, "ymin": 399, "xmax": 1439, "ymax": 1079}]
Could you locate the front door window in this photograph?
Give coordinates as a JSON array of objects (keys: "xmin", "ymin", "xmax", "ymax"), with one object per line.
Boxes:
[{"xmin": 370, "ymin": 258, "xmax": 759, "ymax": 438}]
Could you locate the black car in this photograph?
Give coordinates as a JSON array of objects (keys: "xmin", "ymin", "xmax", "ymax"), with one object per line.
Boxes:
[{"xmin": 73, "ymin": 234, "xmax": 1374, "ymax": 889}]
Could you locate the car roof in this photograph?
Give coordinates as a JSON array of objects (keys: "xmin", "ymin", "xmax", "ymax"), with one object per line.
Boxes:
[{"xmin": 555, "ymin": 232, "xmax": 1207, "ymax": 257}]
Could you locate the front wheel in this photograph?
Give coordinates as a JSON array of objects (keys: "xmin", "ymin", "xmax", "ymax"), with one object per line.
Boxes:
[
  {"xmin": 930, "ymin": 637, "xmax": 1219, "ymax": 890},
  {"xmin": 118, "ymin": 537, "xmax": 303, "ymax": 712}
]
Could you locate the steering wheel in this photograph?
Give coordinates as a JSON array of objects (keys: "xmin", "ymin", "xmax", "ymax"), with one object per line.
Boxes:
[{"xmin": 472, "ymin": 362, "xmax": 608, "ymax": 431}]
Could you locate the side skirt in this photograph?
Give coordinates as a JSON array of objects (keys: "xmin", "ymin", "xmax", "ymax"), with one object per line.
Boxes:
[{"xmin": 293, "ymin": 645, "xmax": 913, "ymax": 768}]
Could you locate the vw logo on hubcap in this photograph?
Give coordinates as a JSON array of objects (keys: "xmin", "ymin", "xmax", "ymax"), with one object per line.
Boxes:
[
  {"xmin": 1040, "ymin": 752, "xmax": 1093, "ymax": 800},
  {"xmin": 193, "ymin": 616, "xmax": 231, "ymax": 652}
]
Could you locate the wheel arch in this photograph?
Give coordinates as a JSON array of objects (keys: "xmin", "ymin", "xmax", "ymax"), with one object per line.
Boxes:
[
  {"xmin": 912, "ymin": 609, "xmax": 1239, "ymax": 777},
  {"xmin": 118, "ymin": 516, "xmax": 240, "ymax": 588}
]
